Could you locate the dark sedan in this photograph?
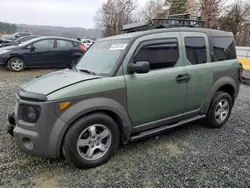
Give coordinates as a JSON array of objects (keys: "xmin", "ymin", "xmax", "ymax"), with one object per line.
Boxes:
[{"xmin": 0, "ymin": 36, "xmax": 86, "ymax": 72}]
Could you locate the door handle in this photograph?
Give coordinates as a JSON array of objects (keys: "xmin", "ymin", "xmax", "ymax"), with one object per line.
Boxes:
[
  {"xmin": 176, "ymin": 74, "xmax": 191, "ymax": 84},
  {"xmin": 186, "ymin": 74, "xmax": 191, "ymax": 82}
]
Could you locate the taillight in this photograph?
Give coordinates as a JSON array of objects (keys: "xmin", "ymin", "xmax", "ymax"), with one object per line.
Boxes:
[{"xmin": 80, "ymin": 44, "xmax": 87, "ymax": 52}]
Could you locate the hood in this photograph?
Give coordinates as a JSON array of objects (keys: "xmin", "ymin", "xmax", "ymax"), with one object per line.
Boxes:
[{"xmin": 21, "ymin": 69, "xmax": 101, "ymax": 95}]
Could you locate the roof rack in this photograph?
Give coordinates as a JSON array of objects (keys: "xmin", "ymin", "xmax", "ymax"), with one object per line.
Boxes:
[{"xmin": 121, "ymin": 13, "xmax": 205, "ymax": 33}]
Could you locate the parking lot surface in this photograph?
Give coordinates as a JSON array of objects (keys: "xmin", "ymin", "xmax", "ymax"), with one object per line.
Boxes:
[{"xmin": 0, "ymin": 68, "xmax": 250, "ymax": 188}]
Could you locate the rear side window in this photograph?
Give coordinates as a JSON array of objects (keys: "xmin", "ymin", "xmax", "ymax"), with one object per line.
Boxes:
[
  {"xmin": 135, "ymin": 38, "xmax": 179, "ymax": 70},
  {"xmin": 57, "ymin": 40, "xmax": 74, "ymax": 48},
  {"xmin": 212, "ymin": 37, "xmax": 236, "ymax": 61},
  {"xmin": 184, "ymin": 37, "xmax": 207, "ymax": 65}
]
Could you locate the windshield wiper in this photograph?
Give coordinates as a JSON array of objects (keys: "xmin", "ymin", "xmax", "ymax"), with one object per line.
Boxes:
[{"xmin": 78, "ymin": 69, "xmax": 96, "ymax": 75}]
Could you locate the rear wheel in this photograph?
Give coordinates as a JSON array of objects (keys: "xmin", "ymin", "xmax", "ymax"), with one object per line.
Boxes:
[
  {"xmin": 63, "ymin": 113, "xmax": 120, "ymax": 169},
  {"xmin": 70, "ymin": 58, "xmax": 79, "ymax": 69},
  {"xmin": 206, "ymin": 91, "xmax": 233, "ymax": 128},
  {"xmin": 7, "ymin": 57, "xmax": 25, "ymax": 72}
]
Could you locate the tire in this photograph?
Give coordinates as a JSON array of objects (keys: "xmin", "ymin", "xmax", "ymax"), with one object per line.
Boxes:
[
  {"xmin": 7, "ymin": 57, "xmax": 25, "ymax": 72},
  {"xmin": 70, "ymin": 58, "xmax": 79, "ymax": 69},
  {"xmin": 206, "ymin": 91, "xmax": 233, "ymax": 128},
  {"xmin": 63, "ymin": 113, "xmax": 120, "ymax": 169}
]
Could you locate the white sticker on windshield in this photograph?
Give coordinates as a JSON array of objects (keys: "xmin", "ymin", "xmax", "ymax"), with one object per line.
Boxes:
[{"xmin": 110, "ymin": 44, "xmax": 127, "ymax": 50}]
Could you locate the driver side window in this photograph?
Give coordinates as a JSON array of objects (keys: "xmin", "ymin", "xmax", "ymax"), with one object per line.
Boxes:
[
  {"xmin": 32, "ymin": 39, "xmax": 54, "ymax": 49},
  {"xmin": 135, "ymin": 38, "xmax": 179, "ymax": 70}
]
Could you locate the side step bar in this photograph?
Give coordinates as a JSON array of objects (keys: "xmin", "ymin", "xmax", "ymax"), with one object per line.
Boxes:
[{"xmin": 130, "ymin": 115, "xmax": 206, "ymax": 142}]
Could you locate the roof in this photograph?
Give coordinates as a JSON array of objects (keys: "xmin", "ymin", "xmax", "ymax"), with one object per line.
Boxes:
[
  {"xmin": 35, "ymin": 36, "xmax": 80, "ymax": 42},
  {"xmin": 98, "ymin": 27, "xmax": 233, "ymax": 42}
]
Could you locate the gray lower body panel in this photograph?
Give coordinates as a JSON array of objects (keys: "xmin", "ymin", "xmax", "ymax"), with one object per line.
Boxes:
[
  {"xmin": 13, "ymin": 118, "xmax": 66, "ymax": 158},
  {"xmin": 8, "ymin": 97, "xmax": 68, "ymax": 159}
]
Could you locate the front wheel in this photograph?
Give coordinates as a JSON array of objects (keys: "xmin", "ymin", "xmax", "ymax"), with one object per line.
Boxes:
[
  {"xmin": 63, "ymin": 113, "xmax": 120, "ymax": 169},
  {"xmin": 207, "ymin": 91, "xmax": 233, "ymax": 128},
  {"xmin": 7, "ymin": 57, "xmax": 25, "ymax": 72}
]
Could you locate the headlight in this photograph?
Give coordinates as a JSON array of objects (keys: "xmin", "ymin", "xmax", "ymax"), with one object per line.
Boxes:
[
  {"xmin": 0, "ymin": 50, "xmax": 10, "ymax": 54},
  {"xmin": 20, "ymin": 104, "xmax": 41, "ymax": 123},
  {"xmin": 28, "ymin": 106, "xmax": 37, "ymax": 120}
]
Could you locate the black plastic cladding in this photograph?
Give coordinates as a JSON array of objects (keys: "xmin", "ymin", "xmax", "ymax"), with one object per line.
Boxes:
[{"xmin": 18, "ymin": 89, "xmax": 47, "ymax": 102}]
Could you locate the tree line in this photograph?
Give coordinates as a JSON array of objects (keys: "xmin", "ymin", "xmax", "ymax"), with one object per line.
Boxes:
[
  {"xmin": 0, "ymin": 22, "xmax": 17, "ymax": 34},
  {"xmin": 95, "ymin": 0, "xmax": 250, "ymax": 46}
]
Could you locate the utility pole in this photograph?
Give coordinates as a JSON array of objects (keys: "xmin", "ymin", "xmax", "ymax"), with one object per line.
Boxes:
[{"xmin": 116, "ymin": 11, "xmax": 119, "ymax": 35}]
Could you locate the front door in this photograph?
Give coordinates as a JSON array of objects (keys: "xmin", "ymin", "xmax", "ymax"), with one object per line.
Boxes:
[
  {"xmin": 123, "ymin": 32, "xmax": 188, "ymax": 126},
  {"xmin": 25, "ymin": 39, "xmax": 55, "ymax": 67}
]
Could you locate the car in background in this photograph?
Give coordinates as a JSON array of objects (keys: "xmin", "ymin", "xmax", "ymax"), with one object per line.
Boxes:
[
  {"xmin": 0, "ymin": 32, "xmax": 32, "ymax": 46},
  {"xmin": 0, "ymin": 35, "xmax": 39, "ymax": 48},
  {"xmin": 3, "ymin": 32, "xmax": 32, "ymax": 41},
  {"xmin": 236, "ymin": 46, "xmax": 250, "ymax": 71},
  {"xmin": 81, "ymin": 39, "xmax": 95, "ymax": 48},
  {"xmin": 0, "ymin": 36, "xmax": 12, "ymax": 46},
  {"xmin": 0, "ymin": 36, "xmax": 86, "ymax": 72}
]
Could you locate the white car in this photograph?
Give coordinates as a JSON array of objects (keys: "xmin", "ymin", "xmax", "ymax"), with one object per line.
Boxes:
[{"xmin": 81, "ymin": 39, "xmax": 94, "ymax": 48}]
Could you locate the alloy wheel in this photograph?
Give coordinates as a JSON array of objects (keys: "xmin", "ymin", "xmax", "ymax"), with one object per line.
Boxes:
[
  {"xmin": 76, "ymin": 124, "xmax": 112, "ymax": 161},
  {"xmin": 214, "ymin": 99, "xmax": 229, "ymax": 123},
  {"xmin": 10, "ymin": 59, "xmax": 24, "ymax": 71}
]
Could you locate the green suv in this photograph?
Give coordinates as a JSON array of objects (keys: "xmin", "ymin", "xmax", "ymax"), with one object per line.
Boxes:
[{"xmin": 7, "ymin": 24, "xmax": 241, "ymax": 169}]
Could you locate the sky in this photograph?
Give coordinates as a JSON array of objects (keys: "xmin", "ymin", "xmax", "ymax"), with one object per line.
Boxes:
[{"xmin": 0, "ymin": 0, "xmax": 147, "ymax": 29}]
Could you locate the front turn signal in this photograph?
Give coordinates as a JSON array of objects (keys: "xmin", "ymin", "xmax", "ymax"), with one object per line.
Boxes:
[{"xmin": 59, "ymin": 102, "xmax": 71, "ymax": 111}]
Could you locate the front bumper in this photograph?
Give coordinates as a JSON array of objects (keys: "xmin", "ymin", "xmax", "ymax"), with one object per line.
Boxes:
[
  {"xmin": 7, "ymin": 112, "xmax": 15, "ymax": 136},
  {"xmin": 7, "ymin": 96, "xmax": 68, "ymax": 159},
  {"xmin": 0, "ymin": 57, "xmax": 6, "ymax": 67}
]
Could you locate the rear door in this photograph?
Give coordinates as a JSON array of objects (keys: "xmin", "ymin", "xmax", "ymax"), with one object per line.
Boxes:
[
  {"xmin": 180, "ymin": 32, "xmax": 213, "ymax": 112},
  {"xmin": 54, "ymin": 39, "xmax": 76, "ymax": 67},
  {"xmin": 24, "ymin": 39, "xmax": 56, "ymax": 67}
]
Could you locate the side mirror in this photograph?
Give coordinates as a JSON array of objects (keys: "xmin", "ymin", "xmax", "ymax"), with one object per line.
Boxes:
[
  {"xmin": 27, "ymin": 45, "xmax": 35, "ymax": 51},
  {"xmin": 128, "ymin": 61, "xmax": 150, "ymax": 74}
]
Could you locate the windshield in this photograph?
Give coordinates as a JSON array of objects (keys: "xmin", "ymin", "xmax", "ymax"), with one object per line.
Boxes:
[
  {"xmin": 75, "ymin": 39, "xmax": 129, "ymax": 75},
  {"xmin": 17, "ymin": 38, "xmax": 40, "ymax": 47}
]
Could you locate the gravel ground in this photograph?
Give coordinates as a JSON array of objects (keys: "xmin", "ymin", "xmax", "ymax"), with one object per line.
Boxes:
[{"xmin": 0, "ymin": 68, "xmax": 250, "ymax": 188}]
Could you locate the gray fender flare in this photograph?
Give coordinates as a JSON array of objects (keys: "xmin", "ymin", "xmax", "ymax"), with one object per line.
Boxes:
[
  {"xmin": 202, "ymin": 77, "xmax": 237, "ymax": 113},
  {"xmin": 56, "ymin": 97, "xmax": 133, "ymax": 150}
]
